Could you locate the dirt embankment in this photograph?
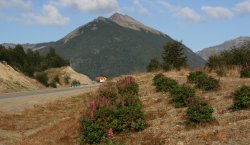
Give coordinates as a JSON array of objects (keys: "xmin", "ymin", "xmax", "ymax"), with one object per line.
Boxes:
[
  {"xmin": 0, "ymin": 63, "xmax": 93, "ymax": 93},
  {"xmin": 45, "ymin": 66, "xmax": 93, "ymax": 86},
  {"xmin": 0, "ymin": 62, "xmax": 44, "ymax": 93}
]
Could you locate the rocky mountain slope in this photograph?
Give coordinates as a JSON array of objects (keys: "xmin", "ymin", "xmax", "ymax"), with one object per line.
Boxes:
[
  {"xmin": 40, "ymin": 13, "xmax": 205, "ymax": 78},
  {"xmin": 197, "ymin": 36, "xmax": 250, "ymax": 60},
  {"xmin": 0, "ymin": 62, "xmax": 44, "ymax": 93},
  {"xmin": 2, "ymin": 13, "xmax": 206, "ymax": 79}
]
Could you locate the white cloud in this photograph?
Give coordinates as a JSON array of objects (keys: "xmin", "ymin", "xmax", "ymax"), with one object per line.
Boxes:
[
  {"xmin": 174, "ymin": 7, "xmax": 202, "ymax": 22},
  {"xmin": 157, "ymin": 0, "xmax": 175, "ymax": 12},
  {"xmin": 0, "ymin": 0, "xmax": 32, "ymax": 10},
  {"xmin": 201, "ymin": 6, "xmax": 234, "ymax": 20},
  {"xmin": 55, "ymin": 0, "xmax": 120, "ymax": 13},
  {"xmin": 23, "ymin": 4, "xmax": 69, "ymax": 25},
  {"xmin": 235, "ymin": 0, "xmax": 250, "ymax": 14},
  {"xmin": 157, "ymin": 1, "xmax": 202, "ymax": 22},
  {"xmin": 132, "ymin": 0, "xmax": 150, "ymax": 16}
]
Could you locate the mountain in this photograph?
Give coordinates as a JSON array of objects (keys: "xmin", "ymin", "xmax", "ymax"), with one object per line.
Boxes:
[
  {"xmin": 1, "ymin": 42, "xmax": 54, "ymax": 51},
  {"xmin": 3, "ymin": 13, "xmax": 206, "ymax": 79},
  {"xmin": 197, "ymin": 36, "xmax": 250, "ymax": 60}
]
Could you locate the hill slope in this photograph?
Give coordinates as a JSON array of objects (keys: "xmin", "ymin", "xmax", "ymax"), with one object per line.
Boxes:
[
  {"xmin": 37, "ymin": 13, "xmax": 205, "ymax": 79},
  {"xmin": 197, "ymin": 36, "xmax": 250, "ymax": 60},
  {"xmin": 0, "ymin": 62, "xmax": 44, "ymax": 93},
  {"xmin": 44, "ymin": 66, "xmax": 93, "ymax": 86},
  {"xmin": 2, "ymin": 71, "xmax": 250, "ymax": 145}
]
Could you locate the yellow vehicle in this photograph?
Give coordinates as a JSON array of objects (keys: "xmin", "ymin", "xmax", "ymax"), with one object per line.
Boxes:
[{"xmin": 95, "ymin": 76, "xmax": 107, "ymax": 83}]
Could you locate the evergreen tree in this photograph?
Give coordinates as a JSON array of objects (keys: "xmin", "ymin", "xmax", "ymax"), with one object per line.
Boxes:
[
  {"xmin": 162, "ymin": 41, "xmax": 187, "ymax": 71},
  {"xmin": 0, "ymin": 45, "xmax": 69, "ymax": 80},
  {"xmin": 147, "ymin": 58, "xmax": 161, "ymax": 72}
]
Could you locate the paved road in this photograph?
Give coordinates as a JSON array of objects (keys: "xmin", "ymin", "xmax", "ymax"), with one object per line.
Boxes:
[{"xmin": 0, "ymin": 84, "xmax": 100, "ymax": 99}]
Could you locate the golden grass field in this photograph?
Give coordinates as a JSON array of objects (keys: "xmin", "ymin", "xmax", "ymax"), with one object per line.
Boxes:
[{"xmin": 0, "ymin": 70, "xmax": 250, "ymax": 145}]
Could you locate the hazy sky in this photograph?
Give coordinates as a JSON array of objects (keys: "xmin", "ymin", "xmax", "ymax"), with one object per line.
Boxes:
[{"xmin": 0, "ymin": 0, "xmax": 250, "ymax": 51}]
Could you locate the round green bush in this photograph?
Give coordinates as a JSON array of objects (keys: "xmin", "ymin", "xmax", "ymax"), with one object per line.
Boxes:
[
  {"xmin": 186, "ymin": 98, "xmax": 214, "ymax": 124},
  {"xmin": 170, "ymin": 86, "xmax": 195, "ymax": 108},
  {"xmin": 187, "ymin": 71, "xmax": 220, "ymax": 91},
  {"xmin": 187, "ymin": 71, "xmax": 207, "ymax": 84},
  {"xmin": 240, "ymin": 67, "xmax": 250, "ymax": 78},
  {"xmin": 232, "ymin": 86, "xmax": 250, "ymax": 110},
  {"xmin": 80, "ymin": 119, "xmax": 105, "ymax": 144},
  {"xmin": 153, "ymin": 73, "xmax": 178, "ymax": 92}
]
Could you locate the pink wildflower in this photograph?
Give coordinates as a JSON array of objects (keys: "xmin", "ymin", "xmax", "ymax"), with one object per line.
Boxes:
[
  {"xmin": 90, "ymin": 111, "xmax": 94, "ymax": 121},
  {"xmin": 107, "ymin": 128, "xmax": 114, "ymax": 137}
]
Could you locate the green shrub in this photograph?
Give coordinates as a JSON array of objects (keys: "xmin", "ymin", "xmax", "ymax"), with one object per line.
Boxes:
[
  {"xmin": 80, "ymin": 118, "xmax": 105, "ymax": 144},
  {"xmin": 240, "ymin": 67, "xmax": 250, "ymax": 78},
  {"xmin": 49, "ymin": 82, "xmax": 57, "ymax": 88},
  {"xmin": 187, "ymin": 71, "xmax": 207, "ymax": 84},
  {"xmin": 153, "ymin": 73, "xmax": 178, "ymax": 92},
  {"xmin": 187, "ymin": 72, "xmax": 220, "ymax": 91},
  {"xmin": 232, "ymin": 86, "xmax": 250, "ymax": 110},
  {"xmin": 195, "ymin": 76, "xmax": 220, "ymax": 91},
  {"xmin": 71, "ymin": 80, "xmax": 80, "ymax": 87},
  {"xmin": 80, "ymin": 76, "xmax": 145, "ymax": 144},
  {"xmin": 135, "ymin": 118, "xmax": 145, "ymax": 131},
  {"xmin": 153, "ymin": 73, "xmax": 165, "ymax": 91},
  {"xmin": 117, "ymin": 76, "xmax": 139, "ymax": 96},
  {"xmin": 99, "ymin": 82, "xmax": 119, "ymax": 102},
  {"xmin": 186, "ymin": 97, "xmax": 214, "ymax": 124},
  {"xmin": 35, "ymin": 72, "xmax": 48, "ymax": 86},
  {"xmin": 147, "ymin": 58, "xmax": 162, "ymax": 72},
  {"xmin": 170, "ymin": 86, "xmax": 195, "ymax": 108}
]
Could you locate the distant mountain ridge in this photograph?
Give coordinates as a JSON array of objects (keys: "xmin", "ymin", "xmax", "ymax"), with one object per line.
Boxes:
[
  {"xmin": 197, "ymin": 36, "xmax": 250, "ymax": 60},
  {"xmin": 1, "ymin": 42, "xmax": 54, "ymax": 51},
  {"xmin": 1, "ymin": 13, "xmax": 206, "ymax": 79}
]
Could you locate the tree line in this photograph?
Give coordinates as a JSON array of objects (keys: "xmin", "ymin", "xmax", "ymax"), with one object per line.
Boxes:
[
  {"xmin": 207, "ymin": 43, "xmax": 250, "ymax": 69},
  {"xmin": 147, "ymin": 40, "xmax": 250, "ymax": 74},
  {"xmin": 147, "ymin": 41, "xmax": 187, "ymax": 72},
  {"xmin": 0, "ymin": 44, "xmax": 69, "ymax": 77}
]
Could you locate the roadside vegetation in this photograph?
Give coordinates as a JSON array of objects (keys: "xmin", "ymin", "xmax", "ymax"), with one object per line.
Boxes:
[{"xmin": 80, "ymin": 76, "xmax": 145, "ymax": 144}]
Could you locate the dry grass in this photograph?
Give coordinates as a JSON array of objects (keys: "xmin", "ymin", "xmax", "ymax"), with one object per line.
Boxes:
[
  {"xmin": 224, "ymin": 66, "xmax": 241, "ymax": 77},
  {"xmin": 0, "ymin": 62, "xmax": 44, "ymax": 93},
  {"xmin": 120, "ymin": 71, "xmax": 250, "ymax": 145},
  {"xmin": 1, "ymin": 70, "xmax": 250, "ymax": 145},
  {"xmin": 0, "ymin": 93, "xmax": 91, "ymax": 145}
]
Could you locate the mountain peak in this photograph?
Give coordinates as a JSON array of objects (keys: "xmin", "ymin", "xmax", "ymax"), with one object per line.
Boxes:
[
  {"xmin": 109, "ymin": 12, "xmax": 138, "ymax": 23},
  {"xmin": 109, "ymin": 13, "xmax": 161, "ymax": 35}
]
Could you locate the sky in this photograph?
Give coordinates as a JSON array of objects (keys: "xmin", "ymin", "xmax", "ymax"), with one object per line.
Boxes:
[{"xmin": 0, "ymin": 0, "xmax": 250, "ymax": 52}]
